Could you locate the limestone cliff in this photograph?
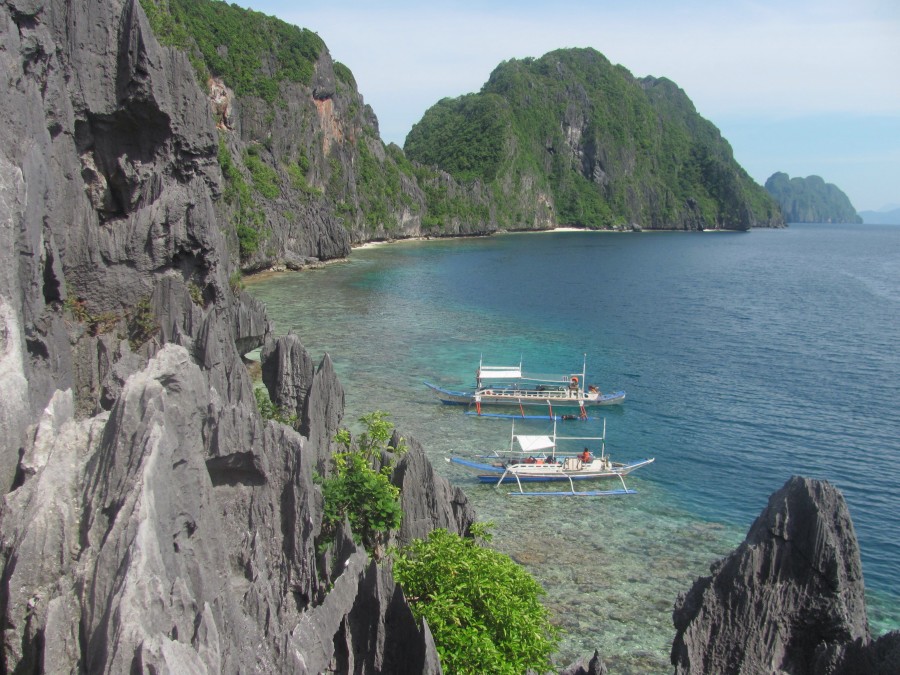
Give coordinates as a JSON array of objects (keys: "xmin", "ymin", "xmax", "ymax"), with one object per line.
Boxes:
[
  {"xmin": 134, "ymin": 0, "xmax": 497, "ymax": 273},
  {"xmin": 0, "ymin": 0, "xmax": 471, "ymax": 671}
]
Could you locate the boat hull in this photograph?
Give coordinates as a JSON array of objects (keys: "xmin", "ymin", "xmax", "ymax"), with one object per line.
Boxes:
[
  {"xmin": 424, "ymin": 382, "xmax": 626, "ymax": 408},
  {"xmin": 450, "ymin": 456, "xmax": 654, "ymax": 483}
]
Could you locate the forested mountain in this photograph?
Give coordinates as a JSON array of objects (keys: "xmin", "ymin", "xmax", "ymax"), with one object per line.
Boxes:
[
  {"xmin": 764, "ymin": 172, "xmax": 863, "ymax": 223},
  {"xmin": 405, "ymin": 49, "xmax": 783, "ymax": 231}
]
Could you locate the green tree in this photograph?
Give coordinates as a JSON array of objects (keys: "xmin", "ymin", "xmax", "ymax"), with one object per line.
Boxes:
[
  {"xmin": 392, "ymin": 523, "xmax": 558, "ymax": 675},
  {"xmin": 320, "ymin": 411, "xmax": 406, "ymax": 559}
]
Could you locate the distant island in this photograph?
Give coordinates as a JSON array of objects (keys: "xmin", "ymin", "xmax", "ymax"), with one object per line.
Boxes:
[
  {"xmin": 858, "ymin": 207, "xmax": 900, "ymax": 225},
  {"xmin": 765, "ymin": 172, "xmax": 862, "ymax": 224}
]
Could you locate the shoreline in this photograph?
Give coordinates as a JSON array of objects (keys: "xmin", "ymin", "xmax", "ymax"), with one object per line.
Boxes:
[{"xmin": 244, "ymin": 225, "xmax": 746, "ymax": 282}]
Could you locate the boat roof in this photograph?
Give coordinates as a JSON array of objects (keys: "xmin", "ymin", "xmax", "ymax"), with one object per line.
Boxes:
[
  {"xmin": 478, "ymin": 365, "xmax": 523, "ymax": 379},
  {"xmin": 478, "ymin": 365, "xmax": 579, "ymax": 384},
  {"xmin": 514, "ymin": 435, "xmax": 556, "ymax": 452}
]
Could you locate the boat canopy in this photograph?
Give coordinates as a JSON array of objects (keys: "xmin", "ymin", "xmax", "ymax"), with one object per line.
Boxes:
[
  {"xmin": 478, "ymin": 365, "xmax": 523, "ymax": 380},
  {"xmin": 514, "ymin": 435, "xmax": 556, "ymax": 452}
]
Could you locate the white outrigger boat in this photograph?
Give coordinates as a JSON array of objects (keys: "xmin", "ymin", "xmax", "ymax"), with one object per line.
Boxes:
[
  {"xmin": 424, "ymin": 357, "xmax": 625, "ymax": 420},
  {"xmin": 449, "ymin": 420, "xmax": 654, "ymax": 496}
]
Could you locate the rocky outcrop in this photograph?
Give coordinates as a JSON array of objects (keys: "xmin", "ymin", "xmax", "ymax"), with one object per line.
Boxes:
[
  {"xmin": 557, "ymin": 650, "xmax": 608, "ymax": 675},
  {"xmin": 1, "ymin": 343, "xmax": 455, "ymax": 672},
  {"xmin": 389, "ymin": 433, "xmax": 476, "ymax": 545},
  {"xmin": 672, "ymin": 476, "xmax": 900, "ymax": 674},
  {"xmin": 261, "ymin": 333, "xmax": 316, "ymax": 423}
]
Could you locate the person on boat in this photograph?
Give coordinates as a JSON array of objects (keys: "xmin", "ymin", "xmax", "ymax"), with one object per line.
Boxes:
[
  {"xmin": 581, "ymin": 448, "xmax": 592, "ymax": 463},
  {"xmin": 569, "ymin": 376, "xmax": 579, "ymax": 397}
]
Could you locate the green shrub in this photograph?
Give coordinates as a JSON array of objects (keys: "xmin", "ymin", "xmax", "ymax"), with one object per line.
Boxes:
[
  {"xmin": 254, "ymin": 386, "xmax": 298, "ymax": 426},
  {"xmin": 218, "ymin": 138, "xmax": 267, "ymax": 260},
  {"xmin": 333, "ymin": 61, "xmax": 356, "ymax": 88},
  {"xmin": 188, "ymin": 282, "xmax": 203, "ymax": 306},
  {"xmin": 63, "ymin": 296, "xmax": 122, "ymax": 336},
  {"xmin": 320, "ymin": 411, "xmax": 406, "ymax": 559},
  {"xmin": 127, "ymin": 296, "xmax": 159, "ymax": 351},
  {"xmin": 244, "ymin": 150, "xmax": 281, "ymax": 199},
  {"xmin": 392, "ymin": 523, "xmax": 558, "ymax": 675},
  {"xmin": 286, "ymin": 162, "xmax": 321, "ymax": 197},
  {"xmin": 228, "ymin": 270, "xmax": 245, "ymax": 295}
]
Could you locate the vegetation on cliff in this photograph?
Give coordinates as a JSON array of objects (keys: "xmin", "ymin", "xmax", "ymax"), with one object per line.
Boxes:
[
  {"xmin": 765, "ymin": 172, "xmax": 863, "ymax": 223},
  {"xmin": 139, "ymin": 0, "xmax": 325, "ymax": 102},
  {"xmin": 405, "ymin": 49, "xmax": 782, "ymax": 231},
  {"xmin": 140, "ymin": 0, "xmax": 437, "ymax": 266}
]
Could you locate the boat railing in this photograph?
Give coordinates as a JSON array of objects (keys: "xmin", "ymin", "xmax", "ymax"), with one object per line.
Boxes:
[{"xmin": 481, "ymin": 387, "xmax": 576, "ymax": 398}]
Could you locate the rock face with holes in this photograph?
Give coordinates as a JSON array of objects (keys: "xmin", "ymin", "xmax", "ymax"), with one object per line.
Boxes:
[{"xmin": 0, "ymin": 0, "xmax": 469, "ymax": 671}]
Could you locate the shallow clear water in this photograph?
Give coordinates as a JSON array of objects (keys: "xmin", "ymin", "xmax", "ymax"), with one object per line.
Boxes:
[{"xmin": 247, "ymin": 224, "xmax": 900, "ymax": 672}]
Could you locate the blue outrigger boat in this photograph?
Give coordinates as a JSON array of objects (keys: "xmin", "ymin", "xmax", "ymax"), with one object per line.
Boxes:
[
  {"xmin": 425, "ymin": 356, "xmax": 625, "ymax": 420},
  {"xmin": 449, "ymin": 420, "xmax": 653, "ymax": 496}
]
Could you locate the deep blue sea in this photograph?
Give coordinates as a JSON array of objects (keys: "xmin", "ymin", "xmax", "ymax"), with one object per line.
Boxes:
[{"xmin": 247, "ymin": 224, "xmax": 900, "ymax": 673}]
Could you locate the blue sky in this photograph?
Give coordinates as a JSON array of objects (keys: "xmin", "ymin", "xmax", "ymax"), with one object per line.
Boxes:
[{"xmin": 241, "ymin": 0, "xmax": 899, "ymax": 212}]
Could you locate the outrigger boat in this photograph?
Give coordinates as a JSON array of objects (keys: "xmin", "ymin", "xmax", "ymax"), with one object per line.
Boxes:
[
  {"xmin": 424, "ymin": 357, "xmax": 625, "ymax": 420},
  {"xmin": 449, "ymin": 420, "xmax": 653, "ymax": 496}
]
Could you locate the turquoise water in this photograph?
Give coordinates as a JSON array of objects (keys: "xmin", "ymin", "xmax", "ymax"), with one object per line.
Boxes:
[{"xmin": 247, "ymin": 224, "xmax": 900, "ymax": 672}]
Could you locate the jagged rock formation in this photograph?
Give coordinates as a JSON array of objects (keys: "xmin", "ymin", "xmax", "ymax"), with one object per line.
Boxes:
[
  {"xmin": 556, "ymin": 650, "xmax": 608, "ymax": 675},
  {"xmin": 765, "ymin": 172, "xmax": 863, "ymax": 224},
  {"xmin": 672, "ymin": 476, "xmax": 900, "ymax": 674},
  {"xmin": 0, "ymin": 0, "xmax": 471, "ymax": 671},
  {"xmin": 405, "ymin": 48, "xmax": 784, "ymax": 231}
]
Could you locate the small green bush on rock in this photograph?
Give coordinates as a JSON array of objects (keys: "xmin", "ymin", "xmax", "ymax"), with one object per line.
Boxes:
[
  {"xmin": 392, "ymin": 523, "xmax": 559, "ymax": 675},
  {"xmin": 320, "ymin": 411, "xmax": 406, "ymax": 560}
]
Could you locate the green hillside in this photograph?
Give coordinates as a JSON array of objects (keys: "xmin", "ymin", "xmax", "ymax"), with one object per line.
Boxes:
[{"xmin": 405, "ymin": 49, "xmax": 783, "ymax": 231}]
